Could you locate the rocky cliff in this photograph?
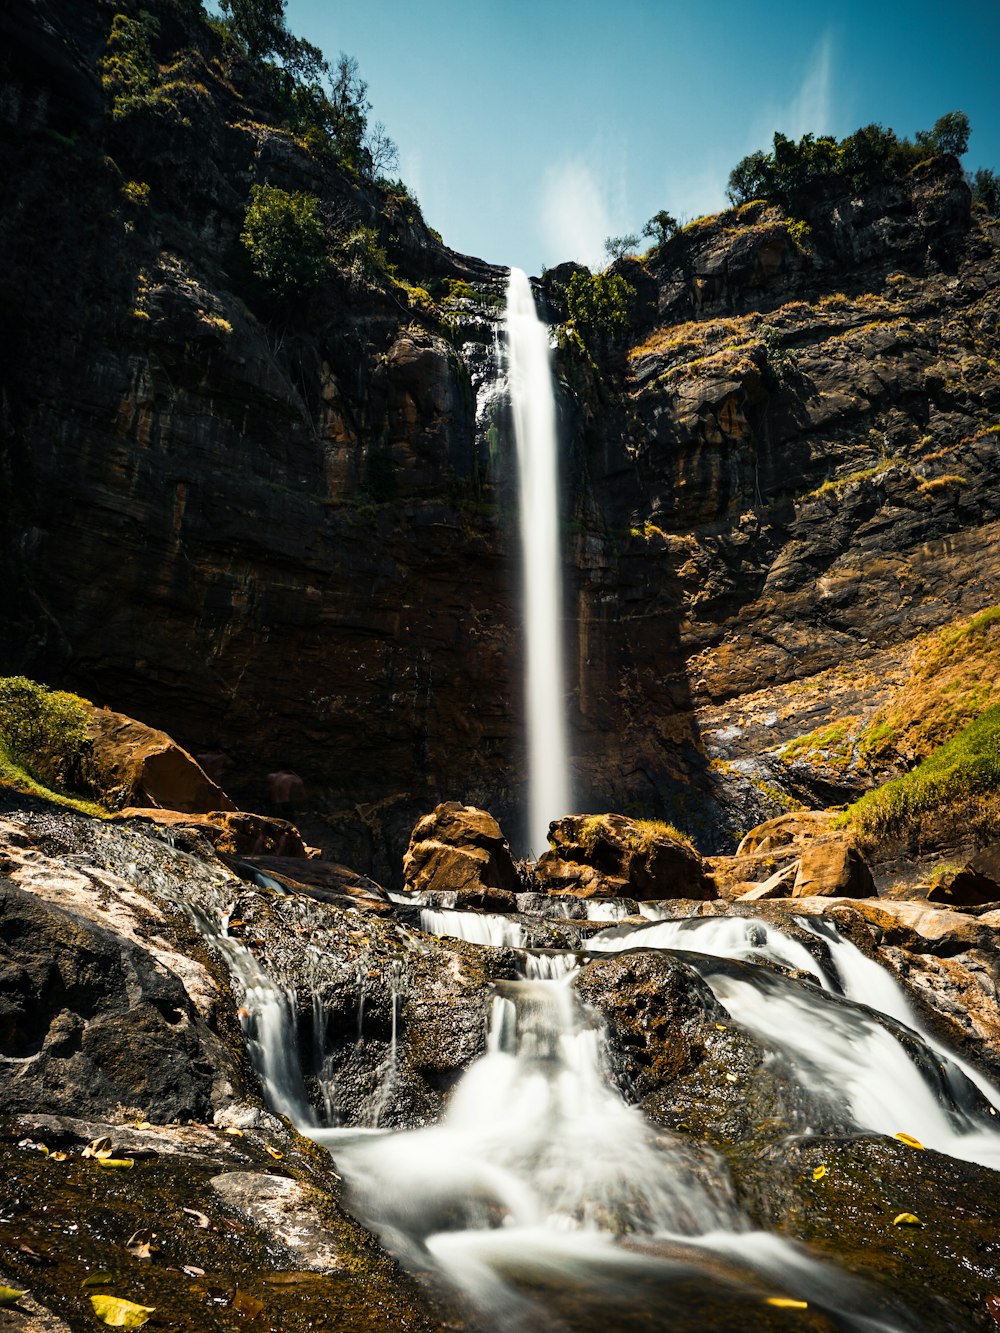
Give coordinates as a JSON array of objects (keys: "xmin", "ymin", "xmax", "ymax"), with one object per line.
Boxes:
[{"xmin": 3, "ymin": 0, "xmax": 999, "ymax": 871}]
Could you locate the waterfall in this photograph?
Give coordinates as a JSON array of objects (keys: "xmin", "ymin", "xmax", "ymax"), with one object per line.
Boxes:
[{"xmin": 505, "ymin": 267, "xmax": 571, "ymax": 854}]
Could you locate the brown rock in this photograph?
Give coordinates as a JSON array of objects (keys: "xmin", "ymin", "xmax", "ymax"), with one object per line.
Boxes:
[
  {"xmin": 928, "ymin": 846, "xmax": 1000, "ymax": 907},
  {"xmin": 792, "ymin": 841, "xmax": 877, "ymax": 899},
  {"xmin": 114, "ymin": 808, "xmax": 305, "ymax": 858},
  {"xmin": 534, "ymin": 814, "xmax": 713, "ymax": 901},
  {"xmin": 402, "ymin": 802, "xmax": 519, "ymax": 896},
  {"xmin": 736, "ymin": 860, "xmax": 800, "ymax": 901},
  {"xmin": 83, "ymin": 706, "xmax": 235, "ymax": 814},
  {"xmin": 736, "ymin": 810, "xmax": 841, "ymax": 857}
]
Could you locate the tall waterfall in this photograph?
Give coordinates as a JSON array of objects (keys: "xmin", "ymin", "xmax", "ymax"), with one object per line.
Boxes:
[{"xmin": 505, "ymin": 267, "xmax": 571, "ymax": 854}]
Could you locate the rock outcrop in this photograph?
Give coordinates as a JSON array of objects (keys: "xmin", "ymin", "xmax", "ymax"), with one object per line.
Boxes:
[
  {"xmin": 401, "ymin": 801, "xmax": 521, "ymax": 898},
  {"xmin": 534, "ymin": 813, "xmax": 713, "ymax": 900}
]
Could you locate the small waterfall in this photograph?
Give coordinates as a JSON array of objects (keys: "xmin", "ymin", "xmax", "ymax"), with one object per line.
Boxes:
[
  {"xmin": 419, "ymin": 906, "xmax": 524, "ymax": 948},
  {"xmin": 506, "ymin": 267, "xmax": 571, "ymax": 854}
]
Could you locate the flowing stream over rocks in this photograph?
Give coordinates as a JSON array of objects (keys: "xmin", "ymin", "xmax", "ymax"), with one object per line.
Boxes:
[{"xmin": 191, "ymin": 881, "xmax": 1000, "ymax": 1331}]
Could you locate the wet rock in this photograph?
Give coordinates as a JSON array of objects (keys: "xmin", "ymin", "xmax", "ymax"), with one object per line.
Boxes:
[
  {"xmin": 929, "ymin": 845, "xmax": 1000, "ymax": 907},
  {"xmin": 210, "ymin": 1172, "xmax": 341, "ymax": 1271},
  {"xmin": 82, "ymin": 705, "xmax": 236, "ymax": 813},
  {"xmin": 402, "ymin": 802, "xmax": 520, "ymax": 897},
  {"xmin": 734, "ymin": 1133, "xmax": 1000, "ymax": 1333},
  {"xmin": 536, "ymin": 814, "xmax": 713, "ymax": 901},
  {"xmin": 0, "ymin": 879, "xmax": 250, "ymax": 1122},
  {"xmin": 792, "ymin": 841, "xmax": 877, "ymax": 898},
  {"xmin": 231, "ymin": 855, "xmax": 392, "ymax": 914}
]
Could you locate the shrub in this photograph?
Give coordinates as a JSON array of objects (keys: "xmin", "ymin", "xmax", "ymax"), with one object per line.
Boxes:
[
  {"xmin": 99, "ymin": 11, "xmax": 160, "ymax": 119},
  {"xmin": 341, "ymin": 225, "xmax": 391, "ymax": 286},
  {"xmin": 240, "ymin": 184, "xmax": 327, "ymax": 297},
  {"xmin": 0, "ymin": 677, "xmax": 93, "ymax": 793},
  {"xmin": 565, "ymin": 270, "xmax": 635, "ymax": 354}
]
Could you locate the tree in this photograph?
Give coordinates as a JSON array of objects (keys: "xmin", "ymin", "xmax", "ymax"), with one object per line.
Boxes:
[
  {"xmin": 603, "ymin": 233, "xmax": 640, "ymax": 263},
  {"xmin": 218, "ymin": 0, "xmax": 289, "ymax": 62},
  {"xmin": 240, "ymin": 185, "xmax": 328, "ymax": 297},
  {"xmin": 642, "ymin": 211, "xmax": 678, "ymax": 246},
  {"xmin": 971, "ymin": 168, "xmax": 1000, "ymax": 216},
  {"xmin": 916, "ymin": 110, "xmax": 970, "ymax": 158},
  {"xmin": 726, "ymin": 149, "xmax": 772, "ymax": 205}
]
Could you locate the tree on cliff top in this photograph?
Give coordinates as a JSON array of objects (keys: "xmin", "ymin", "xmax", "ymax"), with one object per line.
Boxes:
[
  {"xmin": 218, "ymin": 0, "xmax": 288, "ymax": 62},
  {"xmin": 726, "ymin": 111, "xmax": 973, "ymax": 208}
]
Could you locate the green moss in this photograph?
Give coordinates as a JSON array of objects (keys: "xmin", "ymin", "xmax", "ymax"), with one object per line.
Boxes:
[
  {"xmin": 844, "ymin": 705, "xmax": 1000, "ymax": 837},
  {"xmin": 779, "ymin": 719, "xmax": 857, "ymax": 767},
  {"xmin": 804, "ymin": 457, "xmax": 904, "ymax": 500}
]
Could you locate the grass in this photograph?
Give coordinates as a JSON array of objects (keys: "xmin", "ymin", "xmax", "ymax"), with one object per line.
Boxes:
[
  {"xmin": 779, "ymin": 718, "xmax": 858, "ymax": 768},
  {"xmin": 577, "ymin": 814, "xmax": 695, "ymax": 854},
  {"xmin": 804, "ymin": 457, "xmax": 904, "ymax": 500},
  {"xmin": 843, "ymin": 705, "xmax": 1000, "ymax": 839},
  {"xmin": 0, "ymin": 741, "xmax": 108, "ymax": 818},
  {"xmin": 857, "ymin": 605, "xmax": 1000, "ymax": 765}
]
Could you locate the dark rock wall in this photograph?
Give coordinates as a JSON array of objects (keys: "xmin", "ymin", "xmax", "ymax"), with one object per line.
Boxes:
[{"xmin": 3, "ymin": 0, "xmax": 1000, "ymax": 865}]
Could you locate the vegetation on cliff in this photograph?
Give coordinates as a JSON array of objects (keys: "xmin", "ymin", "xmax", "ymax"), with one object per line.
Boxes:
[{"xmin": 0, "ymin": 677, "xmax": 105, "ymax": 816}]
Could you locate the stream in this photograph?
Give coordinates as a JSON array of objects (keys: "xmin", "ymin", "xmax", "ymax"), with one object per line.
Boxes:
[{"xmin": 190, "ymin": 886, "xmax": 1000, "ymax": 1332}]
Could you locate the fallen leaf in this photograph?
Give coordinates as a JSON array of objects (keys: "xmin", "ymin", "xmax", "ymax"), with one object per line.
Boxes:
[
  {"xmin": 0, "ymin": 1287, "xmax": 28, "ymax": 1307},
  {"xmin": 125, "ymin": 1230, "xmax": 157, "ymax": 1262},
  {"xmin": 233, "ymin": 1290, "xmax": 264, "ymax": 1318},
  {"xmin": 895, "ymin": 1133, "xmax": 925, "ymax": 1150},
  {"xmin": 263, "ymin": 1146, "xmax": 283, "ymax": 1160},
  {"xmin": 985, "ymin": 1293, "xmax": 1000, "ymax": 1325},
  {"xmin": 892, "ymin": 1213, "xmax": 923, "ymax": 1227},
  {"xmin": 82, "ymin": 1274, "xmax": 114, "ymax": 1289},
  {"xmin": 17, "ymin": 1244, "xmax": 54, "ymax": 1267},
  {"xmin": 181, "ymin": 1266, "xmax": 206, "ymax": 1278},
  {"xmin": 224, "ymin": 1127, "xmax": 244, "ymax": 1138},
  {"xmin": 133, "ymin": 1121, "xmax": 153, "ymax": 1131},
  {"xmin": 714, "ymin": 1024, "xmax": 727, "ymax": 1031},
  {"xmin": 765, "ymin": 1297, "xmax": 809, "ymax": 1309},
  {"xmin": 95, "ymin": 1158, "xmax": 135, "ymax": 1170},
  {"xmin": 83, "ymin": 1137, "xmax": 114, "ymax": 1160},
  {"xmin": 90, "ymin": 1294, "xmax": 156, "ymax": 1327},
  {"xmin": 50, "ymin": 1151, "xmax": 69, "ymax": 1162},
  {"xmin": 182, "ymin": 1208, "xmax": 211, "ymax": 1229},
  {"xmin": 812, "ymin": 1165, "xmax": 827, "ymax": 1181}
]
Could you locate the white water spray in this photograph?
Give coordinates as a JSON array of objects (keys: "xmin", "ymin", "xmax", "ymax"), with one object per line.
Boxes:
[{"xmin": 506, "ymin": 267, "xmax": 570, "ymax": 854}]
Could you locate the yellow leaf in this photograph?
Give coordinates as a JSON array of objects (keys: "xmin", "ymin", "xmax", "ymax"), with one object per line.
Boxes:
[
  {"xmin": 895, "ymin": 1133, "xmax": 925, "ymax": 1150},
  {"xmin": 765, "ymin": 1297, "xmax": 809, "ymax": 1309},
  {"xmin": 264, "ymin": 1145, "xmax": 283, "ymax": 1160},
  {"xmin": 90, "ymin": 1295, "xmax": 156, "ymax": 1327},
  {"xmin": 134, "ymin": 1121, "xmax": 152, "ymax": 1131},
  {"xmin": 50, "ymin": 1151, "xmax": 69, "ymax": 1162},
  {"xmin": 83, "ymin": 1137, "xmax": 114, "ymax": 1160},
  {"xmin": 81, "ymin": 1274, "xmax": 114, "ymax": 1289},
  {"xmin": 224, "ymin": 1127, "xmax": 244, "ymax": 1137},
  {"xmin": 96, "ymin": 1158, "xmax": 135, "ymax": 1170},
  {"xmin": 0, "ymin": 1287, "xmax": 28, "ymax": 1307},
  {"xmin": 892, "ymin": 1213, "xmax": 923, "ymax": 1227},
  {"xmin": 812, "ymin": 1165, "xmax": 826, "ymax": 1181}
]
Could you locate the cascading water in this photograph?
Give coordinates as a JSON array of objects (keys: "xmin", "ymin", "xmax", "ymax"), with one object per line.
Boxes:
[{"xmin": 505, "ymin": 267, "xmax": 571, "ymax": 854}]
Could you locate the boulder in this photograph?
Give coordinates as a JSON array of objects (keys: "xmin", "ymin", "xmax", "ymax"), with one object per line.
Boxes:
[
  {"xmin": 736, "ymin": 810, "xmax": 842, "ymax": 856},
  {"xmin": 82, "ymin": 705, "xmax": 236, "ymax": 813},
  {"xmin": 929, "ymin": 845, "xmax": 1000, "ymax": 907},
  {"xmin": 0, "ymin": 879, "xmax": 248, "ymax": 1122},
  {"xmin": 113, "ymin": 807, "xmax": 307, "ymax": 857},
  {"xmin": 402, "ymin": 801, "xmax": 520, "ymax": 896},
  {"xmin": 534, "ymin": 814, "xmax": 713, "ymax": 901},
  {"xmin": 792, "ymin": 841, "xmax": 877, "ymax": 899}
]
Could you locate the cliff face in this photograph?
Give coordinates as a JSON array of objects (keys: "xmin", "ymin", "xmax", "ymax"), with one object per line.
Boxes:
[{"xmin": 3, "ymin": 0, "xmax": 999, "ymax": 869}]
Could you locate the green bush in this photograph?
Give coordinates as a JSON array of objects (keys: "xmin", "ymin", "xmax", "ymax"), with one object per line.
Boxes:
[
  {"xmin": 565, "ymin": 270, "xmax": 635, "ymax": 354},
  {"xmin": 0, "ymin": 677, "xmax": 93, "ymax": 793},
  {"xmin": 99, "ymin": 11, "xmax": 160, "ymax": 119},
  {"xmin": 341, "ymin": 225, "xmax": 391, "ymax": 286},
  {"xmin": 240, "ymin": 184, "xmax": 327, "ymax": 297}
]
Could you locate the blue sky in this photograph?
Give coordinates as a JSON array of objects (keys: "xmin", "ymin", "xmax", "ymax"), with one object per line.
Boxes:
[{"xmin": 284, "ymin": 0, "xmax": 1000, "ymax": 275}]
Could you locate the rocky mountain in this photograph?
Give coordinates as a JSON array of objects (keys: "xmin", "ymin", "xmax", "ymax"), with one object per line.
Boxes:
[{"xmin": 3, "ymin": 0, "xmax": 999, "ymax": 879}]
